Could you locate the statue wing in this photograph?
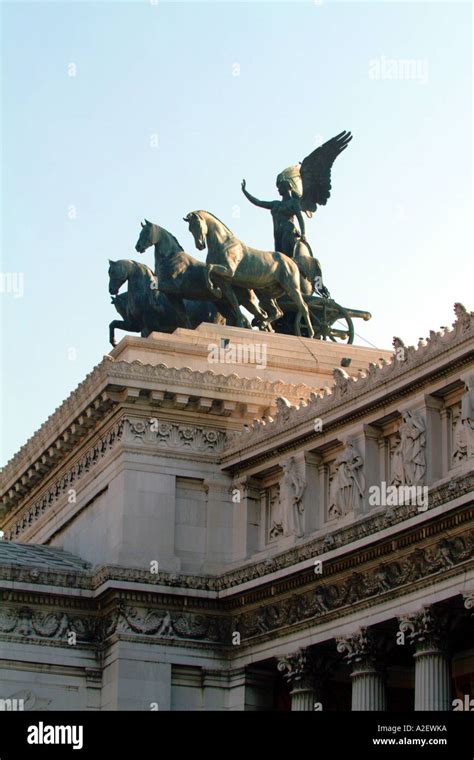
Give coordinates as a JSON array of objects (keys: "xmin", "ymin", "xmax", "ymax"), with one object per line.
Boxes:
[{"xmin": 300, "ymin": 130, "xmax": 352, "ymax": 215}]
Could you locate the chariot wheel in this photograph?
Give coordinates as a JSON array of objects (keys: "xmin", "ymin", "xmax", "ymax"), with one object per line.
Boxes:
[{"xmin": 294, "ymin": 300, "xmax": 355, "ymax": 344}]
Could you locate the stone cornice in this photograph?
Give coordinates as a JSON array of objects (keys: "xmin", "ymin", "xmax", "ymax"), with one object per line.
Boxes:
[
  {"xmin": 1, "ymin": 359, "xmax": 112, "ymax": 490},
  {"xmin": 223, "ymin": 305, "xmax": 474, "ymax": 464},
  {"xmin": 1, "ymin": 358, "xmax": 314, "ymax": 518},
  {"xmin": 106, "ymin": 360, "xmax": 313, "ymax": 402},
  {"xmin": 3, "ymin": 415, "xmax": 229, "ymax": 536},
  {"xmin": 2, "ymin": 419, "xmax": 124, "ymax": 532}
]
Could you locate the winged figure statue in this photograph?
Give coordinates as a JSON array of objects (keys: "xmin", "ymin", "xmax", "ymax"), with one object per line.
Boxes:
[{"xmin": 241, "ymin": 130, "xmax": 352, "ymax": 297}]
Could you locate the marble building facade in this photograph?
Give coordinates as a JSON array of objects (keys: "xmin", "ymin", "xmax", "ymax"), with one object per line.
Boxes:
[{"xmin": 0, "ymin": 304, "xmax": 473, "ymax": 711}]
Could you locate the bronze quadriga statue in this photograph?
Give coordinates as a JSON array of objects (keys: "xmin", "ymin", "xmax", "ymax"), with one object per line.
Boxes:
[{"xmin": 108, "ymin": 130, "xmax": 372, "ymax": 344}]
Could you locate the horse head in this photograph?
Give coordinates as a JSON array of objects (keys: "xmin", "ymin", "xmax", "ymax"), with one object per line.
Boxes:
[
  {"xmin": 108, "ymin": 259, "xmax": 130, "ymax": 295},
  {"xmin": 183, "ymin": 211, "xmax": 207, "ymax": 251},
  {"xmin": 135, "ymin": 219, "xmax": 157, "ymax": 254}
]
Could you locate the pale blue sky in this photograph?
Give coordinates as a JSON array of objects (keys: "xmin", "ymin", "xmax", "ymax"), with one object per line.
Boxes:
[{"xmin": 1, "ymin": 0, "xmax": 472, "ymax": 465}]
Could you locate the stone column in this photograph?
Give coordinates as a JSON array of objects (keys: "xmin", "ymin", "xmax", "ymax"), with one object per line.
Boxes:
[
  {"xmin": 398, "ymin": 606, "xmax": 451, "ymax": 711},
  {"xmin": 277, "ymin": 649, "xmax": 326, "ymax": 711},
  {"xmin": 337, "ymin": 628, "xmax": 387, "ymax": 711}
]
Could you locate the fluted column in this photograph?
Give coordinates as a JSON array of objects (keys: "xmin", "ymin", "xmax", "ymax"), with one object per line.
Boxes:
[
  {"xmin": 399, "ymin": 606, "xmax": 451, "ymax": 711},
  {"xmin": 277, "ymin": 649, "xmax": 326, "ymax": 711},
  {"xmin": 337, "ymin": 628, "xmax": 387, "ymax": 711}
]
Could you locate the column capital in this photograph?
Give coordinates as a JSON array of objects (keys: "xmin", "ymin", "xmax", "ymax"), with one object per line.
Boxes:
[
  {"xmin": 289, "ymin": 450, "xmax": 322, "ymax": 466},
  {"xmin": 276, "ymin": 648, "xmax": 327, "ymax": 690},
  {"xmin": 232, "ymin": 475, "xmax": 261, "ymax": 499},
  {"xmin": 463, "ymin": 592, "xmax": 474, "ymax": 611},
  {"xmin": 423, "ymin": 394, "xmax": 443, "ymax": 411},
  {"xmin": 398, "ymin": 605, "xmax": 448, "ymax": 653},
  {"xmin": 363, "ymin": 423, "xmax": 381, "ymax": 440},
  {"xmin": 336, "ymin": 627, "xmax": 381, "ymax": 672}
]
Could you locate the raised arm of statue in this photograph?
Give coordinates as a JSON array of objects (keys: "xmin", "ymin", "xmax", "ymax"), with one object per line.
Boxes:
[{"xmin": 241, "ymin": 179, "xmax": 274, "ymax": 210}]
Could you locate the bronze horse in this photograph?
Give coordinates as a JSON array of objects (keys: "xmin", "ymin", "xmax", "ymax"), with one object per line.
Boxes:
[
  {"xmin": 108, "ymin": 259, "xmax": 222, "ymax": 346},
  {"xmin": 183, "ymin": 210, "xmax": 315, "ymax": 336},
  {"xmin": 134, "ymin": 220, "xmax": 269, "ymax": 330}
]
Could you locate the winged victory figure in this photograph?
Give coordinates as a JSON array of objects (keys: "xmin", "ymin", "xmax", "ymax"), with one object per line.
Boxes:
[{"xmin": 241, "ymin": 130, "xmax": 353, "ymax": 298}]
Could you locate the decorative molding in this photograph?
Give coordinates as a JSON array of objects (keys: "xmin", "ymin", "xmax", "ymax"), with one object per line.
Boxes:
[
  {"xmin": 0, "ymin": 526, "xmax": 472, "ymax": 650},
  {"xmin": 1, "ymin": 357, "xmax": 314, "ymax": 517},
  {"xmin": 123, "ymin": 417, "xmax": 227, "ymax": 453},
  {"xmin": 224, "ymin": 303, "xmax": 474, "ymax": 455},
  {"xmin": 1, "ymin": 360, "xmax": 112, "ymax": 483},
  {"xmin": 103, "ymin": 603, "xmax": 231, "ymax": 644},
  {"xmin": 232, "ymin": 529, "xmax": 474, "ymax": 642},
  {"xmin": 106, "ymin": 360, "xmax": 313, "ymax": 403},
  {"xmin": 0, "ymin": 606, "xmax": 96, "ymax": 642},
  {"xmin": 4, "ymin": 420, "xmax": 124, "ymax": 540}
]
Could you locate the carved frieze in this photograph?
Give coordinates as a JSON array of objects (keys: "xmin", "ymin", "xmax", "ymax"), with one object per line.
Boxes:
[
  {"xmin": 233, "ymin": 530, "xmax": 474, "ymax": 642},
  {"xmin": 124, "ymin": 418, "xmax": 227, "ymax": 453},
  {"xmin": 0, "ymin": 606, "xmax": 96, "ymax": 641},
  {"xmin": 103, "ymin": 603, "xmax": 230, "ymax": 644}
]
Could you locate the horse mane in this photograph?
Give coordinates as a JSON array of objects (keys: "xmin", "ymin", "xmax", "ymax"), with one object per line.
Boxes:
[
  {"xmin": 196, "ymin": 210, "xmax": 236, "ymax": 238},
  {"xmin": 153, "ymin": 223, "xmax": 184, "ymax": 252},
  {"xmin": 114, "ymin": 259, "xmax": 154, "ymax": 277}
]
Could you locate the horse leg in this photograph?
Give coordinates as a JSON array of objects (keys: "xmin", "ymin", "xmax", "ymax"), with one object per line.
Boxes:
[
  {"xmin": 235, "ymin": 288, "xmax": 267, "ymax": 329},
  {"xmin": 254, "ymin": 294, "xmax": 283, "ymax": 332},
  {"xmin": 217, "ymin": 281, "xmax": 248, "ymax": 329},
  {"xmin": 281, "ymin": 286, "xmax": 314, "ymax": 338},
  {"xmin": 109, "ymin": 319, "xmax": 139, "ymax": 347},
  {"xmin": 278, "ymin": 260, "xmax": 315, "ymax": 338},
  {"xmin": 207, "ymin": 243, "xmax": 243, "ymax": 297},
  {"xmin": 206, "ymin": 265, "xmax": 222, "ymax": 299}
]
